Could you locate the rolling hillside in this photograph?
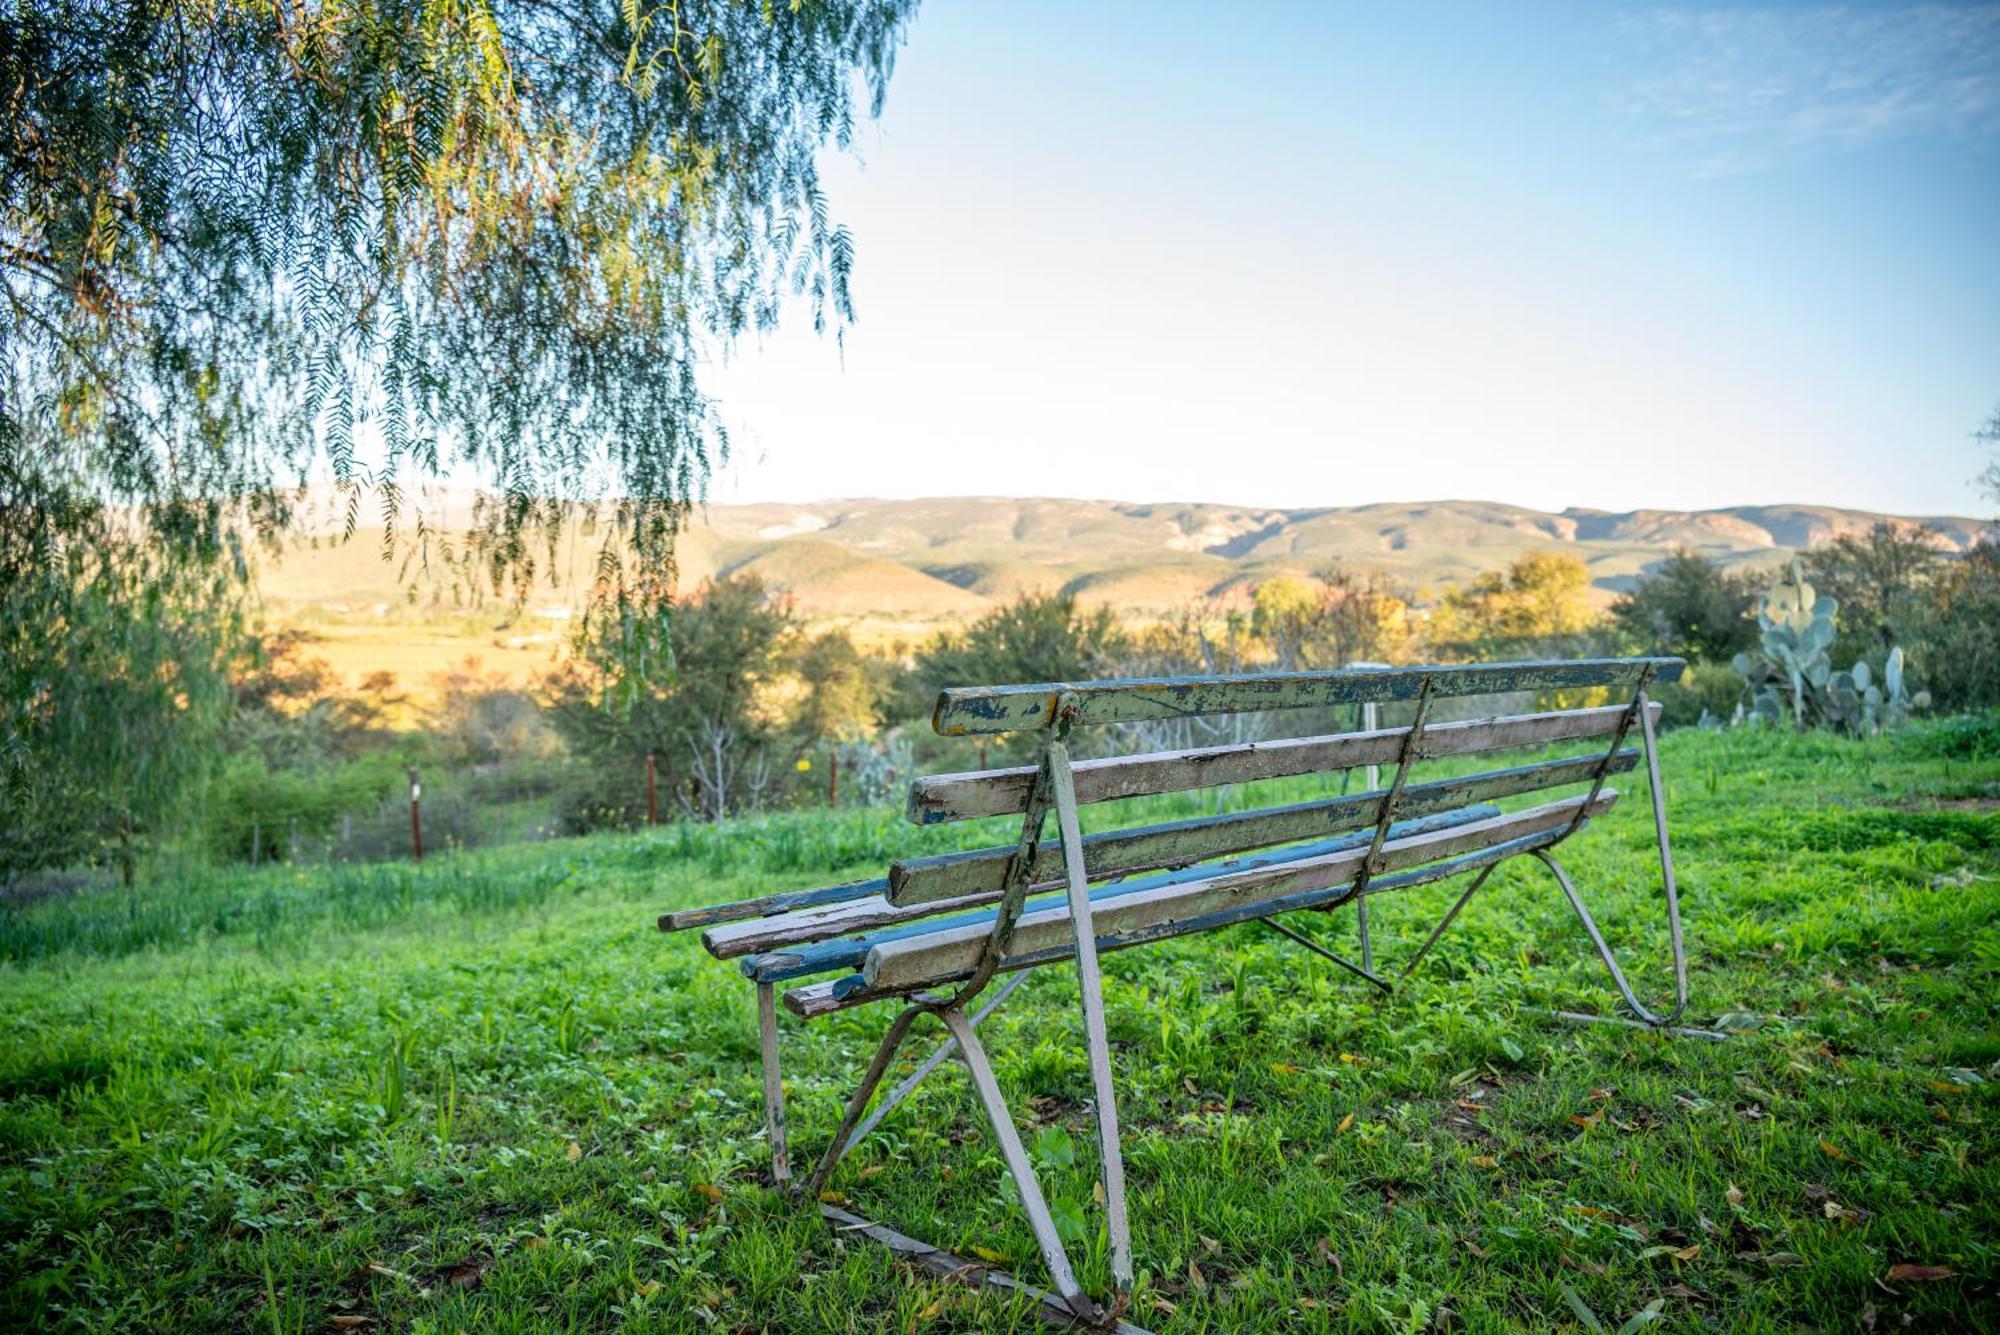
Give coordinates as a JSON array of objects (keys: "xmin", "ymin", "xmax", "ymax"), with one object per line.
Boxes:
[{"xmin": 258, "ymin": 495, "xmax": 1993, "ymax": 694}]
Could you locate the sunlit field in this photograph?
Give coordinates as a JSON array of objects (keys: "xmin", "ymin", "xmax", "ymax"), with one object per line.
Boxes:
[{"xmin": 3, "ymin": 720, "xmax": 1997, "ymax": 1331}]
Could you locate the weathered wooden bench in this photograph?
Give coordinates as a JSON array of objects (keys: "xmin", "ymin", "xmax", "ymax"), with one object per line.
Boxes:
[{"xmin": 658, "ymin": 657, "xmax": 1695, "ymax": 1325}]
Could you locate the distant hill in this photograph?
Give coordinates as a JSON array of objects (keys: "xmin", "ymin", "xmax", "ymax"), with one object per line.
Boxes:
[{"xmin": 256, "ymin": 495, "xmax": 1993, "ymax": 695}]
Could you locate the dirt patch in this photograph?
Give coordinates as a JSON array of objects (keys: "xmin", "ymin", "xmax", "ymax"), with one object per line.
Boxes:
[{"xmin": 1921, "ymin": 797, "xmax": 2000, "ymax": 813}]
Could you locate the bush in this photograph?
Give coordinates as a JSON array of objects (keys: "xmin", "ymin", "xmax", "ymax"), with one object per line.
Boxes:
[
  {"xmin": 1651, "ymin": 659, "xmax": 1743, "ymax": 729},
  {"xmin": 1896, "ymin": 712, "xmax": 2000, "ymax": 762}
]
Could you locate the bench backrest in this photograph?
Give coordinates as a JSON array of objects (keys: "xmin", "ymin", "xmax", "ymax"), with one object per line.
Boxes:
[{"xmin": 661, "ymin": 657, "xmax": 1682, "ymax": 1017}]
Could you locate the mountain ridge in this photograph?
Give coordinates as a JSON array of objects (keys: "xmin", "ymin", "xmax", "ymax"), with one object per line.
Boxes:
[{"xmin": 256, "ymin": 495, "xmax": 1993, "ymax": 693}]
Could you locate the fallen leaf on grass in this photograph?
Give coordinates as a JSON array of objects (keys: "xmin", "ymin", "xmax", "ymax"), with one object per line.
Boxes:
[
  {"xmin": 565, "ymin": 1141, "xmax": 582, "ymax": 1163},
  {"xmin": 1725, "ymin": 1183, "xmax": 1744, "ymax": 1207},
  {"xmin": 817, "ymin": 1189, "xmax": 848, "ymax": 1206},
  {"xmin": 1471, "ymin": 1154, "xmax": 1498, "ymax": 1169},
  {"xmin": 1151, "ymin": 1297, "xmax": 1178, "ymax": 1316},
  {"xmin": 693, "ymin": 1183, "xmax": 724, "ymax": 1204},
  {"xmin": 1928, "ymin": 1080, "xmax": 1970, "ymax": 1096},
  {"xmin": 915, "ymin": 1296, "xmax": 946, "ymax": 1320},
  {"xmin": 1569, "ymin": 1110, "xmax": 1604, "ymax": 1129},
  {"xmin": 1640, "ymin": 1244, "xmax": 1699, "ymax": 1262},
  {"xmin": 1336, "ymin": 1112, "xmax": 1355, "ymax": 1134},
  {"xmin": 1884, "ymin": 1264, "xmax": 1956, "ymax": 1282},
  {"xmin": 1270, "ymin": 1062, "xmax": 1300, "ymax": 1076},
  {"xmin": 329, "ymin": 1320, "xmax": 373, "ymax": 1330},
  {"xmin": 1463, "ymin": 1238, "xmax": 1489, "ymax": 1258},
  {"xmin": 1817, "ymin": 1137, "xmax": 1849, "ymax": 1162},
  {"xmin": 857, "ymin": 1163, "xmax": 884, "ymax": 1181},
  {"xmin": 1313, "ymin": 1237, "xmax": 1342, "ymax": 1273},
  {"xmin": 969, "ymin": 1245, "xmax": 1006, "ymax": 1264},
  {"xmin": 1186, "ymin": 1259, "xmax": 1208, "ymax": 1293}
]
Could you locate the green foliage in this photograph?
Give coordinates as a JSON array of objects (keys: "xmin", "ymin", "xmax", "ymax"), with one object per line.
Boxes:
[
  {"xmin": 3, "ymin": 0, "xmax": 915, "ymax": 599},
  {"xmin": 908, "ymin": 592, "xmax": 1129, "ymax": 758},
  {"xmin": 0, "ymin": 481, "xmax": 239, "ymax": 877},
  {"xmin": 552, "ymin": 576, "xmax": 799, "ymax": 826},
  {"xmin": 1735, "ymin": 558, "xmax": 1840, "ymax": 725},
  {"xmin": 2, "ymin": 0, "xmax": 914, "ymax": 864},
  {"xmin": 794, "ymin": 630, "xmax": 887, "ymax": 745},
  {"xmin": 1900, "ymin": 540, "xmax": 2000, "ymax": 714},
  {"xmin": 1800, "ymin": 523, "xmax": 1945, "ymax": 660},
  {"xmin": 1648, "ymin": 659, "xmax": 1744, "ymax": 729},
  {"xmin": 1610, "ymin": 548, "xmax": 1759, "ymax": 663},
  {"xmin": 1733, "ymin": 559, "xmax": 1930, "ymax": 734},
  {"xmin": 1428, "ymin": 551, "xmax": 1604, "ymax": 660},
  {"xmin": 0, "ymin": 725, "xmax": 1996, "ymax": 1329},
  {"xmin": 1249, "ymin": 564, "xmax": 1414, "ymax": 670}
]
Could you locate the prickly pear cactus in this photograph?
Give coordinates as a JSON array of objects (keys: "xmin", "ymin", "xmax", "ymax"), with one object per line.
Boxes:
[
  {"xmin": 1730, "ymin": 560, "xmax": 1926, "ymax": 734},
  {"xmin": 1737, "ymin": 558, "xmax": 1837, "ymax": 727}
]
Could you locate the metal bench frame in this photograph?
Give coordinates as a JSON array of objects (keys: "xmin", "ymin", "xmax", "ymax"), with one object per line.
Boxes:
[{"xmin": 669, "ymin": 658, "xmax": 1699, "ymax": 1326}]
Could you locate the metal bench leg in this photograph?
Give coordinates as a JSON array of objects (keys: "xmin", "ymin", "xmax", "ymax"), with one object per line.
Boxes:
[
  {"xmin": 850, "ymin": 970, "xmax": 1031, "ymax": 1149},
  {"xmin": 1534, "ymin": 686, "xmax": 1691, "ymax": 1029},
  {"xmin": 757, "ymin": 982, "xmax": 790, "ymax": 1186},
  {"xmin": 802, "ymin": 1003, "xmax": 926, "ymax": 1201},
  {"xmin": 1047, "ymin": 739, "xmax": 1134, "ymax": 1300},
  {"xmin": 944, "ymin": 1007, "xmax": 1097, "ymax": 1322}
]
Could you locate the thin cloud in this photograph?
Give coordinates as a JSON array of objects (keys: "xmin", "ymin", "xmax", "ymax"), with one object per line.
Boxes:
[{"xmin": 1620, "ymin": 4, "xmax": 2000, "ymax": 174}]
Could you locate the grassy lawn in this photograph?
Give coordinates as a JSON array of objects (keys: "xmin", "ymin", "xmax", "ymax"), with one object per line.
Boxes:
[{"xmin": 3, "ymin": 720, "xmax": 1998, "ymax": 1331}]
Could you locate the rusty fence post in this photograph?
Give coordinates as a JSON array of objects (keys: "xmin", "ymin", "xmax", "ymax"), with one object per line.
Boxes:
[{"xmin": 408, "ymin": 767, "xmax": 423, "ymax": 862}]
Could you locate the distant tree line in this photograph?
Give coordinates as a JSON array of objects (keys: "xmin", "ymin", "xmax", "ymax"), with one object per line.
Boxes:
[{"xmin": 9, "ymin": 516, "xmax": 2000, "ymax": 882}]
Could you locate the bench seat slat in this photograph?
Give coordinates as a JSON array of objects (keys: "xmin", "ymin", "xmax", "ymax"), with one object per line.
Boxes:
[
  {"xmin": 932, "ymin": 658, "xmax": 1683, "ymax": 736},
  {"xmin": 909, "ymin": 701, "xmax": 1659, "ymax": 824},
  {"xmin": 658, "ymin": 876, "xmax": 886, "ymax": 934},
  {"xmin": 738, "ymin": 806, "xmax": 1500, "ymax": 984},
  {"xmin": 782, "ymin": 824, "xmax": 1581, "ymax": 1019},
  {"xmin": 860, "ymin": 790, "xmax": 1618, "ymax": 996},
  {"xmin": 889, "ymin": 748, "xmax": 1636, "ymax": 907},
  {"xmin": 700, "ymin": 887, "xmax": 995, "ymax": 959}
]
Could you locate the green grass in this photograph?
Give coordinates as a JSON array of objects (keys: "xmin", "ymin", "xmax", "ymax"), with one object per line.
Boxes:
[{"xmin": 3, "ymin": 722, "xmax": 1998, "ymax": 1331}]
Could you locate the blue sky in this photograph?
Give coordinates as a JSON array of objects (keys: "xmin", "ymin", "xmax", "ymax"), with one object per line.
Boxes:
[{"xmin": 705, "ymin": 1, "xmax": 2000, "ymax": 516}]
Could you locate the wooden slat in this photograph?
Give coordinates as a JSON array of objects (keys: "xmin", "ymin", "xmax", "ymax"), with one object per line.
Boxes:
[
  {"xmin": 908, "ymin": 700, "xmax": 1659, "ymax": 825},
  {"xmin": 701, "ymin": 886, "xmax": 991, "ymax": 959},
  {"xmin": 889, "ymin": 748, "xmax": 1636, "ymax": 907},
  {"xmin": 658, "ymin": 876, "xmax": 885, "ymax": 934},
  {"xmin": 863, "ymin": 792, "xmax": 1618, "ymax": 994},
  {"xmin": 739, "ymin": 806, "xmax": 1500, "ymax": 984},
  {"xmin": 784, "ymin": 823, "xmax": 1574, "ymax": 1019},
  {"xmin": 932, "ymin": 658, "xmax": 1682, "ymax": 736}
]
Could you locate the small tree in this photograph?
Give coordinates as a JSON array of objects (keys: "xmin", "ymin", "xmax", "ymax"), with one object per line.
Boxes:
[
  {"xmin": 1801, "ymin": 523, "xmax": 1944, "ymax": 658},
  {"xmin": 910, "ymin": 593, "xmax": 1129, "ymax": 760},
  {"xmin": 795, "ymin": 630, "xmax": 888, "ymax": 805},
  {"xmin": 1251, "ymin": 566, "xmax": 1412, "ymax": 670},
  {"xmin": 1429, "ymin": 552, "xmax": 1602, "ymax": 660},
  {"xmin": 551, "ymin": 576, "xmax": 798, "ymax": 826},
  {"xmin": 1610, "ymin": 549, "xmax": 1760, "ymax": 663}
]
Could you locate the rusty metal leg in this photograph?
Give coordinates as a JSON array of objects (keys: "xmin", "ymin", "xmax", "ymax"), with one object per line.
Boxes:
[
  {"xmin": 1400, "ymin": 861, "xmax": 1501, "ymax": 979},
  {"xmin": 1258, "ymin": 915, "xmax": 1392, "ymax": 993},
  {"xmin": 849, "ymin": 970, "xmax": 1031, "ymax": 1150},
  {"xmin": 757, "ymin": 982, "xmax": 790, "ymax": 1186},
  {"xmin": 945, "ymin": 1007, "xmax": 1096, "ymax": 1321},
  {"xmin": 801, "ymin": 1003, "xmax": 927, "ymax": 1201},
  {"xmin": 1046, "ymin": 740, "xmax": 1133, "ymax": 1298},
  {"xmin": 1532, "ymin": 848, "xmax": 1687, "ymax": 1029}
]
